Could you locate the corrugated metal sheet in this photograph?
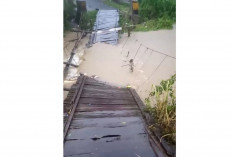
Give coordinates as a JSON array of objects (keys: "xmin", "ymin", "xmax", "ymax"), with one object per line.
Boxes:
[{"xmin": 89, "ymin": 10, "xmax": 120, "ymax": 45}]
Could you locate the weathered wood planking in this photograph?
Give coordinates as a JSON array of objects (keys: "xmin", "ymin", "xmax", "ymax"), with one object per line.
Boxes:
[
  {"xmin": 64, "ymin": 76, "xmax": 167, "ymax": 157},
  {"xmin": 79, "ymin": 97, "xmax": 136, "ymax": 105},
  {"xmin": 82, "ymin": 88, "xmax": 131, "ymax": 95},
  {"xmin": 76, "ymin": 105, "xmax": 138, "ymax": 112},
  {"xmin": 73, "ymin": 110, "xmax": 141, "ymax": 119},
  {"xmin": 84, "ymin": 81, "xmax": 116, "ymax": 87},
  {"xmin": 80, "ymin": 92, "xmax": 134, "ymax": 100},
  {"xmin": 83, "ymin": 84, "xmax": 128, "ymax": 91}
]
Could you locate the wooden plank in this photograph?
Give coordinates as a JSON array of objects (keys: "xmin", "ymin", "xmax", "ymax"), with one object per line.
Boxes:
[
  {"xmin": 63, "ymin": 76, "xmax": 86, "ymax": 141},
  {"xmin": 82, "ymin": 88, "xmax": 131, "ymax": 95},
  {"xmin": 78, "ymin": 103, "xmax": 136, "ymax": 107},
  {"xmin": 83, "ymin": 84, "xmax": 126, "ymax": 90},
  {"xmin": 80, "ymin": 92, "xmax": 134, "ymax": 100},
  {"xmin": 79, "ymin": 97, "xmax": 136, "ymax": 105},
  {"xmin": 85, "ymin": 77, "xmax": 118, "ymax": 86},
  {"xmin": 85, "ymin": 78, "xmax": 117, "ymax": 85},
  {"xmin": 76, "ymin": 105, "xmax": 138, "ymax": 112},
  {"xmin": 73, "ymin": 110, "xmax": 140, "ymax": 119},
  {"xmin": 86, "ymin": 78, "xmax": 122, "ymax": 88},
  {"xmin": 83, "ymin": 84, "xmax": 127, "ymax": 90},
  {"xmin": 84, "ymin": 81, "xmax": 118, "ymax": 88},
  {"xmin": 70, "ymin": 116, "xmax": 143, "ymax": 130},
  {"xmin": 81, "ymin": 88, "xmax": 131, "ymax": 95}
]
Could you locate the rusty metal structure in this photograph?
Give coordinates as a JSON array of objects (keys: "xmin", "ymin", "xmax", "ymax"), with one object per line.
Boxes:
[{"xmin": 63, "ymin": 75, "xmax": 170, "ymax": 157}]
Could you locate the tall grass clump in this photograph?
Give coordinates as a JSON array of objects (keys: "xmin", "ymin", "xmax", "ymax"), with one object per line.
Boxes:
[{"xmin": 145, "ymin": 74, "xmax": 176, "ymax": 144}]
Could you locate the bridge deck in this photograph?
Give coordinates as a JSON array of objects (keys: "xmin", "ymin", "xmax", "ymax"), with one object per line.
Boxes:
[{"xmin": 63, "ymin": 76, "xmax": 167, "ymax": 157}]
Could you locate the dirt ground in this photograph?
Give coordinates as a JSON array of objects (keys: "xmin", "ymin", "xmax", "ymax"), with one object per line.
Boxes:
[{"xmin": 63, "ymin": 26, "xmax": 176, "ymax": 102}]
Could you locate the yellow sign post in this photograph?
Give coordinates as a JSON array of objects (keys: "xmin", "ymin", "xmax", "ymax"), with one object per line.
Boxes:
[{"xmin": 132, "ymin": 0, "xmax": 139, "ymax": 14}]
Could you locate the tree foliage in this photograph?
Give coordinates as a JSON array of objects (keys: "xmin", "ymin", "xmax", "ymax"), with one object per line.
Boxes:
[{"xmin": 64, "ymin": 0, "xmax": 76, "ymax": 31}]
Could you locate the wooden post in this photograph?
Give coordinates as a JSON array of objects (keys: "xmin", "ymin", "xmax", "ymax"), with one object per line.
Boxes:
[
  {"xmin": 125, "ymin": 25, "xmax": 134, "ymax": 37},
  {"xmin": 128, "ymin": 27, "xmax": 131, "ymax": 37}
]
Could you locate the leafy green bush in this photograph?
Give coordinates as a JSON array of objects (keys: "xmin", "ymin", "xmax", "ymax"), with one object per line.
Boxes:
[
  {"xmin": 145, "ymin": 74, "xmax": 176, "ymax": 144},
  {"xmin": 139, "ymin": 0, "xmax": 176, "ymax": 20},
  {"xmin": 133, "ymin": 0, "xmax": 175, "ymax": 31}
]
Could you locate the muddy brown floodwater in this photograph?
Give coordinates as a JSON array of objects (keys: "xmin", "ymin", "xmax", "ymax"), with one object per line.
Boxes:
[
  {"xmin": 64, "ymin": 26, "xmax": 176, "ymax": 102},
  {"xmin": 79, "ymin": 27, "xmax": 175, "ymax": 101}
]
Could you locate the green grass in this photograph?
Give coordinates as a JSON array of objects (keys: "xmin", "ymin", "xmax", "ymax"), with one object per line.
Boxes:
[{"xmin": 133, "ymin": 17, "xmax": 175, "ymax": 32}]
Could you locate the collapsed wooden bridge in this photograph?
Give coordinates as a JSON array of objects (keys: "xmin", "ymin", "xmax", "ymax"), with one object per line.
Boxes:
[{"xmin": 63, "ymin": 75, "xmax": 169, "ymax": 157}]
